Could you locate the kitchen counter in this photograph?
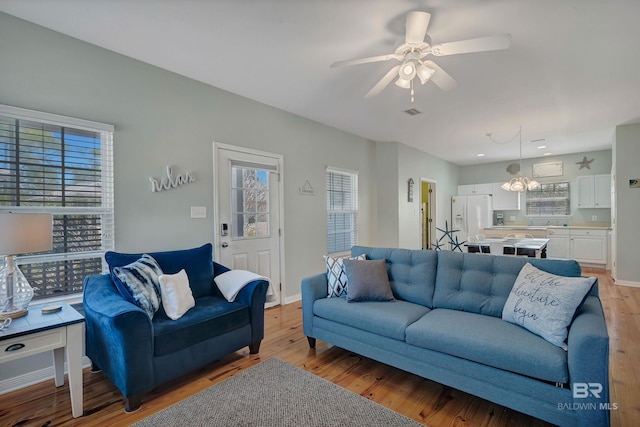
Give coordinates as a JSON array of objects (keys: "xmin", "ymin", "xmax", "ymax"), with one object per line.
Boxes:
[{"xmin": 488, "ymin": 225, "xmax": 611, "ymax": 231}]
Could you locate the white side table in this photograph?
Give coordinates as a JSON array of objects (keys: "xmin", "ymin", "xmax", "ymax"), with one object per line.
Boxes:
[{"xmin": 1, "ymin": 303, "xmax": 85, "ymax": 418}]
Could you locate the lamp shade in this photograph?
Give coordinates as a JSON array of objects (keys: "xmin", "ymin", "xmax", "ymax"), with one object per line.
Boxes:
[{"xmin": 0, "ymin": 213, "xmax": 53, "ymax": 255}]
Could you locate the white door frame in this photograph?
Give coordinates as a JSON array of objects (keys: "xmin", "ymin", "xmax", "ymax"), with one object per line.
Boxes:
[
  {"xmin": 420, "ymin": 178, "xmax": 437, "ymax": 250},
  {"xmin": 212, "ymin": 142, "xmax": 286, "ymax": 305}
]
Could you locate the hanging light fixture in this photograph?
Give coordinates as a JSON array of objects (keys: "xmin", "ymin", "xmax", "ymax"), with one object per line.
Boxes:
[
  {"xmin": 488, "ymin": 127, "xmax": 540, "ymax": 192},
  {"xmin": 392, "ymin": 50, "xmax": 435, "ymax": 103}
]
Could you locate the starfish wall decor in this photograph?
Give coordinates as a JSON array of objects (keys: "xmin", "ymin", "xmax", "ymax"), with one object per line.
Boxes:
[
  {"xmin": 576, "ymin": 156, "xmax": 594, "ymax": 169},
  {"xmin": 432, "ymin": 220, "xmax": 466, "ymax": 252}
]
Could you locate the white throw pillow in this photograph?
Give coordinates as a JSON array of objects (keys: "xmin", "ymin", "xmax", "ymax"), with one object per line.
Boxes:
[
  {"xmin": 159, "ymin": 269, "xmax": 195, "ymax": 320},
  {"xmin": 501, "ymin": 263, "xmax": 595, "ymax": 350},
  {"xmin": 323, "ymin": 254, "xmax": 366, "ymax": 298}
]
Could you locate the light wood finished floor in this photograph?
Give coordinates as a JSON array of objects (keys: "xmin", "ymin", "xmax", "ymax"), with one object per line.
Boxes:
[{"xmin": 0, "ymin": 268, "xmax": 637, "ymax": 426}]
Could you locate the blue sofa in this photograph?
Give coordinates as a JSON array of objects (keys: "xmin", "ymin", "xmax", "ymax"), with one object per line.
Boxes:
[
  {"xmin": 83, "ymin": 243, "xmax": 269, "ymax": 412},
  {"xmin": 302, "ymin": 246, "xmax": 610, "ymax": 427}
]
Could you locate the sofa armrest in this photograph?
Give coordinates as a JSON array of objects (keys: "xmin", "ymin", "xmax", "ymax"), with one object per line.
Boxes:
[
  {"xmin": 82, "ymin": 274, "xmax": 154, "ymax": 397},
  {"xmin": 567, "ymin": 295, "xmax": 610, "ymax": 426},
  {"xmin": 301, "ymin": 272, "xmax": 328, "ymax": 336},
  {"xmin": 234, "ymin": 279, "xmax": 269, "ymax": 345}
]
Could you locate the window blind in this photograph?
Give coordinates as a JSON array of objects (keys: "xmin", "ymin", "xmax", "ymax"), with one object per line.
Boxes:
[
  {"xmin": 526, "ymin": 182, "xmax": 570, "ymax": 216},
  {"xmin": 0, "ymin": 104, "xmax": 114, "ymax": 300},
  {"xmin": 326, "ymin": 167, "xmax": 358, "ymax": 254}
]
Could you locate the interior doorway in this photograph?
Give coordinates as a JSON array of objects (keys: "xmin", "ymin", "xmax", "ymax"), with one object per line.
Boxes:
[{"xmin": 420, "ymin": 179, "xmax": 437, "ymax": 250}]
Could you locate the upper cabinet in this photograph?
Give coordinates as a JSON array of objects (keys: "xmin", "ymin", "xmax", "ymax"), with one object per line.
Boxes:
[
  {"xmin": 457, "ymin": 183, "xmax": 493, "ymax": 195},
  {"xmin": 577, "ymin": 174, "xmax": 611, "ymax": 208},
  {"xmin": 491, "ymin": 183, "xmax": 521, "ymax": 210}
]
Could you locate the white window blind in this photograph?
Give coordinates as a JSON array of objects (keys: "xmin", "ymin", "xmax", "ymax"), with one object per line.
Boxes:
[
  {"xmin": 326, "ymin": 167, "xmax": 358, "ymax": 254},
  {"xmin": 0, "ymin": 104, "xmax": 114, "ymax": 300},
  {"xmin": 526, "ymin": 182, "xmax": 570, "ymax": 216}
]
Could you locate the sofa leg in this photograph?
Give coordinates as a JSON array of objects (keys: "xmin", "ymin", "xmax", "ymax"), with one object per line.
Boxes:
[
  {"xmin": 249, "ymin": 341, "xmax": 261, "ymax": 354},
  {"xmin": 124, "ymin": 395, "xmax": 142, "ymax": 413},
  {"xmin": 90, "ymin": 362, "xmax": 102, "ymax": 373},
  {"xmin": 307, "ymin": 337, "xmax": 316, "ymax": 348}
]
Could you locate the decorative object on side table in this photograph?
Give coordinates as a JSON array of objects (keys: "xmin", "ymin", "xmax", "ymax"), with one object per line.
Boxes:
[{"xmin": 0, "ymin": 213, "xmax": 53, "ymax": 319}]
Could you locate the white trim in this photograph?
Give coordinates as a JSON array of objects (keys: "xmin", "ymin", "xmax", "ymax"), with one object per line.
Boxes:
[
  {"xmin": 614, "ymin": 279, "xmax": 640, "ymax": 288},
  {"xmin": 212, "ymin": 142, "xmax": 286, "ymax": 306},
  {"xmin": 0, "ymin": 357, "xmax": 92, "ymax": 395},
  {"xmin": 0, "ymin": 104, "xmax": 114, "ymax": 132},
  {"xmin": 284, "ymin": 293, "xmax": 301, "ymax": 304},
  {"xmin": 326, "ymin": 165, "xmax": 359, "ymax": 175}
]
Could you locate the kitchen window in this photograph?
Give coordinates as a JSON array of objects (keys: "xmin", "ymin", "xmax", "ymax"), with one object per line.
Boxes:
[
  {"xmin": 0, "ymin": 104, "xmax": 114, "ymax": 301},
  {"xmin": 525, "ymin": 182, "xmax": 570, "ymax": 216},
  {"xmin": 326, "ymin": 167, "xmax": 358, "ymax": 254}
]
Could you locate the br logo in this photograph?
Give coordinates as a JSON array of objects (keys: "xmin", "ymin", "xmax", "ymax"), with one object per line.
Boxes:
[{"xmin": 573, "ymin": 383, "xmax": 603, "ymax": 399}]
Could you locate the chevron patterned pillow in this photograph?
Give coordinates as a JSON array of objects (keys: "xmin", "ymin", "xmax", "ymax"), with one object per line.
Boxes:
[{"xmin": 323, "ymin": 254, "xmax": 366, "ymax": 298}]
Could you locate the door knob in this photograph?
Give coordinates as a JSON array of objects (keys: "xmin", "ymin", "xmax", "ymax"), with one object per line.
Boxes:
[{"xmin": 221, "ymin": 242, "xmax": 229, "ymax": 248}]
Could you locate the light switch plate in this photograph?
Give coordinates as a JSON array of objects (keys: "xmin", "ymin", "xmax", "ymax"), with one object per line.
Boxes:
[{"xmin": 191, "ymin": 206, "xmax": 207, "ymax": 219}]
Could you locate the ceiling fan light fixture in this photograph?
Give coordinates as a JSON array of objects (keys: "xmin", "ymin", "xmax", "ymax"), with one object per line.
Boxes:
[
  {"xmin": 399, "ymin": 61, "xmax": 417, "ymax": 80},
  {"xmin": 417, "ymin": 64, "xmax": 435, "ymax": 84},
  {"xmin": 395, "ymin": 76, "xmax": 411, "ymax": 89}
]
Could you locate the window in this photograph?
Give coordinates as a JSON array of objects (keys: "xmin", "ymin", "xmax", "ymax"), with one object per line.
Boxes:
[
  {"xmin": 326, "ymin": 167, "xmax": 358, "ymax": 254},
  {"xmin": 525, "ymin": 182, "xmax": 570, "ymax": 216},
  {"xmin": 231, "ymin": 165, "xmax": 270, "ymax": 238},
  {"xmin": 0, "ymin": 105, "xmax": 114, "ymax": 301}
]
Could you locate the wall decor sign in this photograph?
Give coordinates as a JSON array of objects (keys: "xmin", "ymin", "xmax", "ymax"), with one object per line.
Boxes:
[
  {"xmin": 299, "ymin": 180, "xmax": 315, "ymax": 196},
  {"xmin": 630, "ymin": 179, "xmax": 640, "ymax": 188},
  {"xmin": 149, "ymin": 166, "xmax": 195, "ymax": 192},
  {"xmin": 532, "ymin": 161, "xmax": 563, "ymax": 178},
  {"xmin": 408, "ymin": 178, "xmax": 414, "ymax": 202}
]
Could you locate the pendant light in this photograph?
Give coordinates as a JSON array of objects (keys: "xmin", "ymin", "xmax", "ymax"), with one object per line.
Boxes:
[{"xmin": 499, "ymin": 126, "xmax": 540, "ymax": 192}]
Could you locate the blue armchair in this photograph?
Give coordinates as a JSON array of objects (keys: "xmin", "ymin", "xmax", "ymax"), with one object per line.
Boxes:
[{"xmin": 83, "ymin": 243, "xmax": 269, "ymax": 412}]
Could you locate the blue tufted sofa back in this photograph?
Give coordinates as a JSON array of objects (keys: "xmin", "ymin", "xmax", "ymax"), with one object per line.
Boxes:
[
  {"xmin": 351, "ymin": 246, "xmax": 585, "ymax": 317},
  {"xmin": 351, "ymin": 246, "xmax": 438, "ymax": 307}
]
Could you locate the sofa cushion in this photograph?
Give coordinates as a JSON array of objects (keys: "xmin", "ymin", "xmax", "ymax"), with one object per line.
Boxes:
[
  {"xmin": 351, "ymin": 246, "xmax": 437, "ymax": 307},
  {"xmin": 112, "ymin": 254, "xmax": 163, "ymax": 318},
  {"xmin": 405, "ymin": 308, "xmax": 569, "ymax": 383},
  {"xmin": 313, "ymin": 297, "xmax": 430, "ymax": 341},
  {"xmin": 324, "ymin": 254, "xmax": 366, "ymax": 298},
  {"xmin": 105, "ymin": 243, "xmax": 215, "ymax": 299},
  {"xmin": 343, "ymin": 259, "xmax": 394, "ymax": 302},
  {"xmin": 159, "ymin": 269, "xmax": 196, "ymax": 320},
  {"xmin": 152, "ymin": 295, "xmax": 249, "ymax": 356},
  {"xmin": 502, "ymin": 263, "xmax": 595, "ymax": 350},
  {"xmin": 433, "ymin": 251, "xmax": 583, "ymax": 317}
]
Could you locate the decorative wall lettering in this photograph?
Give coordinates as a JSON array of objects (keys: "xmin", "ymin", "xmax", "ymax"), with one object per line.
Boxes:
[{"xmin": 149, "ymin": 166, "xmax": 195, "ymax": 192}]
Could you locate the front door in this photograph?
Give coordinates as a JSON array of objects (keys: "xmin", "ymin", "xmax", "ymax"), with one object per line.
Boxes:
[{"xmin": 214, "ymin": 144, "xmax": 282, "ymax": 307}]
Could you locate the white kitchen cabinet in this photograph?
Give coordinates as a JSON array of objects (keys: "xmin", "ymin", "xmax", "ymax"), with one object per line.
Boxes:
[
  {"xmin": 570, "ymin": 229, "xmax": 607, "ymax": 264},
  {"xmin": 577, "ymin": 174, "xmax": 611, "ymax": 208},
  {"xmin": 491, "ymin": 183, "xmax": 520, "ymax": 210},
  {"xmin": 545, "ymin": 228, "xmax": 570, "ymax": 259},
  {"xmin": 457, "ymin": 183, "xmax": 493, "ymax": 195}
]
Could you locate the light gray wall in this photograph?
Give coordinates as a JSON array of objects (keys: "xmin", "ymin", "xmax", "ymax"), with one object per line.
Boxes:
[
  {"xmin": 613, "ymin": 124, "xmax": 640, "ymax": 285},
  {"xmin": 459, "ymin": 150, "xmax": 612, "ymax": 225},
  {"xmin": 0, "ymin": 12, "xmax": 381, "ymax": 382}
]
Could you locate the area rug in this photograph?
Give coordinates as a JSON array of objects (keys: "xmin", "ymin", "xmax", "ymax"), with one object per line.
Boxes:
[{"xmin": 131, "ymin": 357, "xmax": 422, "ymax": 427}]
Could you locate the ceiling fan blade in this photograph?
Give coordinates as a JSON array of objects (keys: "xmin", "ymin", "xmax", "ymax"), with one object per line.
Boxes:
[
  {"xmin": 330, "ymin": 53, "xmax": 400, "ymax": 68},
  {"xmin": 431, "ymin": 34, "xmax": 511, "ymax": 56},
  {"xmin": 405, "ymin": 11, "xmax": 431, "ymax": 44},
  {"xmin": 423, "ymin": 60, "xmax": 457, "ymax": 91},
  {"xmin": 364, "ymin": 65, "xmax": 401, "ymax": 98}
]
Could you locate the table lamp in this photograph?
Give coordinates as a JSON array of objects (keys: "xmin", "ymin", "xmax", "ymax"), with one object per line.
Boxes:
[{"xmin": 0, "ymin": 213, "xmax": 53, "ymax": 319}]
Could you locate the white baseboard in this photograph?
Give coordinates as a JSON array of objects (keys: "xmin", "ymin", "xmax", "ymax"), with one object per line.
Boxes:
[
  {"xmin": 284, "ymin": 293, "xmax": 301, "ymax": 304},
  {"xmin": 614, "ymin": 279, "xmax": 640, "ymax": 288},
  {"xmin": 0, "ymin": 356, "xmax": 91, "ymax": 395}
]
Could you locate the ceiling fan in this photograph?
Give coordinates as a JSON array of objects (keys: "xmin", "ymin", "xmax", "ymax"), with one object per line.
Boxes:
[{"xmin": 331, "ymin": 11, "xmax": 511, "ymax": 101}]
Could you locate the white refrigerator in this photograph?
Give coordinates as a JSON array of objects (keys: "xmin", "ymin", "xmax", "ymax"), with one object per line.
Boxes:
[{"xmin": 451, "ymin": 195, "xmax": 493, "ymax": 242}]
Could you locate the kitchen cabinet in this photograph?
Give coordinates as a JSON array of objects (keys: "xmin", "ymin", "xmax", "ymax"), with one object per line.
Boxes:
[
  {"xmin": 545, "ymin": 228, "xmax": 570, "ymax": 259},
  {"xmin": 577, "ymin": 174, "xmax": 611, "ymax": 208},
  {"xmin": 570, "ymin": 229, "xmax": 607, "ymax": 264},
  {"xmin": 491, "ymin": 183, "xmax": 520, "ymax": 210},
  {"xmin": 457, "ymin": 183, "xmax": 493, "ymax": 195}
]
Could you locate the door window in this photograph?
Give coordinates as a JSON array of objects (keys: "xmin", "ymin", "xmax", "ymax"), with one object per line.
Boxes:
[{"xmin": 231, "ymin": 166, "xmax": 270, "ymax": 238}]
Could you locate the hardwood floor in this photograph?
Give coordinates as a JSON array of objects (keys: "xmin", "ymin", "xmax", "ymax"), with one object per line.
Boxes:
[{"xmin": 0, "ymin": 268, "xmax": 637, "ymax": 426}]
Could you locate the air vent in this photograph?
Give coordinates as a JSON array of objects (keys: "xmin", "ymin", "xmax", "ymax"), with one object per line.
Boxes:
[{"xmin": 403, "ymin": 108, "xmax": 422, "ymax": 116}]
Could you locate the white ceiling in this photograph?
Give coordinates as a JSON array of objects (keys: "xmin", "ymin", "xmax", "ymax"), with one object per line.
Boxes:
[{"xmin": 1, "ymin": 0, "xmax": 639, "ymax": 166}]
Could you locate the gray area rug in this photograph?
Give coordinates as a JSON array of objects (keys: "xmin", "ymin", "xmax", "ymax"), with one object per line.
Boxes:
[{"xmin": 131, "ymin": 357, "xmax": 423, "ymax": 427}]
